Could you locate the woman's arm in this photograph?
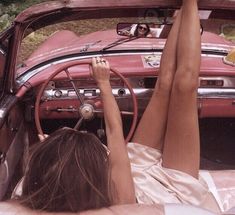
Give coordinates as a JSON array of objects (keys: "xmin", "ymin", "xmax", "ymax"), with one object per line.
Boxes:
[{"xmin": 91, "ymin": 57, "xmax": 135, "ymax": 204}]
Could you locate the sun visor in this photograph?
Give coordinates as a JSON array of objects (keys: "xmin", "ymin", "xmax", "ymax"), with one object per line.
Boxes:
[{"xmin": 223, "ymin": 48, "xmax": 235, "ymax": 66}]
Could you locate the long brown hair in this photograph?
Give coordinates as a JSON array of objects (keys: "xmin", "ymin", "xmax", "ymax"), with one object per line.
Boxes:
[{"xmin": 17, "ymin": 127, "xmax": 113, "ymax": 212}]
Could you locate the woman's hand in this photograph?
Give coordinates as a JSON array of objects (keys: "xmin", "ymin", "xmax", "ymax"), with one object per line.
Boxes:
[
  {"xmin": 91, "ymin": 57, "xmax": 110, "ymax": 86},
  {"xmin": 38, "ymin": 134, "xmax": 49, "ymax": 142}
]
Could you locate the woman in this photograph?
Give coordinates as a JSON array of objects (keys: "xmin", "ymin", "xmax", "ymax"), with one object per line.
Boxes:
[
  {"xmin": 128, "ymin": 0, "xmax": 220, "ymax": 212},
  {"xmin": 133, "ymin": 23, "xmax": 151, "ymax": 37},
  {"xmin": 13, "ymin": 56, "xmax": 136, "ymax": 212},
  {"xmin": 1, "ymin": 0, "xmax": 223, "ymax": 214}
]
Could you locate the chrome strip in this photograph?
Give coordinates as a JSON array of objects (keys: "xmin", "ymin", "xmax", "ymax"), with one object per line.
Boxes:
[
  {"xmin": 0, "ymin": 109, "xmax": 5, "ymax": 118},
  {"xmin": 201, "ymin": 43, "xmax": 234, "ymax": 51},
  {"xmin": 0, "ymin": 49, "xmax": 5, "ymax": 55},
  {"xmin": 42, "ymin": 87, "xmax": 235, "ymax": 101},
  {"xmin": 42, "ymin": 88, "xmax": 149, "ymax": 100},
  {"xmin": 198, "ymin": 88, "xmax": 235, "ymax": 98}
]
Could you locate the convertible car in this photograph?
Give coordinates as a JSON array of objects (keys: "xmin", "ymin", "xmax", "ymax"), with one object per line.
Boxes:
[{"xmin": 0, "ymin": 0, "xmax": 235, "ymax": 214}]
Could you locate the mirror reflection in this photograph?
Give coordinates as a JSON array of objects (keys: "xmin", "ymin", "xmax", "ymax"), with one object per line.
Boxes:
[{"xmin": 117, "ymin": 23, "xmax": 168, "ymax": 38}]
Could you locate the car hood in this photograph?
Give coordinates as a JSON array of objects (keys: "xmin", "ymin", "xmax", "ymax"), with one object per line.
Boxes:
[
  {"xmin": 20, "ymin": 29, "xmax": 234, "ymax": 67},
  {"xmin": 15, "ymin": 28, "xmax": 235, "ymax": 79}
]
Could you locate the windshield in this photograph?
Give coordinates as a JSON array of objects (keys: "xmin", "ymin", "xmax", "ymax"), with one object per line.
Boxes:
[
  {"xmin": 18, "ymin": 17, "xmax": 142, "ymax": 63},
  {"xmin": 16, "ymin": 9, "xmax": 235, "ymax": 76}
]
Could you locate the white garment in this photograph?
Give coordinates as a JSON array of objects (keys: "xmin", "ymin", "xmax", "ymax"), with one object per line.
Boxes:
[
  {"xmin": 164, "ymin": 204, "xmax": 217, "ymax": 215},
  {"xmin": 149, "ymin": 26, "xmax": 163, "ymax": 37},
  {"xmin": 127, "ymin": 142, "xmax": 221, "ymax": 214}
]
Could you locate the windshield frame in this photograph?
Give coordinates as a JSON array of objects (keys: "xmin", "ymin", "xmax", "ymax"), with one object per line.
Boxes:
[{"xmin": 5, "ymin": 1, "xmax": 235, "ymax": 92}]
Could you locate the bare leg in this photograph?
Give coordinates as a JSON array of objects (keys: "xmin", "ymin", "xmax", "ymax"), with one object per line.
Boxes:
[
  {"xmin": 162, "ymin": 0, "xmax": 201, "ymax": 178},
  {"xmin": 132, "ymin": 10, "xmax": 182, "ymax": 151}
]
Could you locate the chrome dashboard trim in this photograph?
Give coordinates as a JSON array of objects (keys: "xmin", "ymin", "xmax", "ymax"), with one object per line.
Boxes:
[
  {"xmin": 40, "ymin": 76, "xmax": 235, "ymax": 101},
  {"xmin": 198, "ymin": 88, "xmax": 235, "ymax": 98},
  {"xmin": 42, "ymin": 87, "xmax": 235, "ymax": 101}
]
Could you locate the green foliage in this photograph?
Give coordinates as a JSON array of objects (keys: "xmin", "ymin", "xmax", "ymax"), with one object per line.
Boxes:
[
  {"xmin": 221, "ymin": 24, "xmax": 235, "ymax": 42},
  {"xmin": 0, "ymin": 0, "xmax": 48, "ymax": 32},
  {"xmin": 0, "ymin": 14, "xmax": 11, "ymax": 31},
  {"xmin": 13, "ymin": 0, "xmax": 49, "ymax": 13},
  {"xmin": 1, "ymin": 0, "xmax": 25, "ymax": 6},
  {"xmin": 1, "ymin": 0, "xmax": 47, "ymax": 6}
]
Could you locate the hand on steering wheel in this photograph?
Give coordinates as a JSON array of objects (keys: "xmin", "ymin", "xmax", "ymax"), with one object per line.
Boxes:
[{"xmin": 91, "ymin": 57, "xmax": 110, "ymax": 85}]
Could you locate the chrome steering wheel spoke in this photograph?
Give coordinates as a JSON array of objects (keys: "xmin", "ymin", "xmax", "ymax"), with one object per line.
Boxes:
[
  {"xmin": 74, "ymin": 117, "xmax": 84, "ymax": 130},
  {"xmin": 94, "ymin": 109, "xmax": 134, "ymax": 116},
  {"xmin": 64, "ymin": 68, "xmax": 84, "ymax": 105}
]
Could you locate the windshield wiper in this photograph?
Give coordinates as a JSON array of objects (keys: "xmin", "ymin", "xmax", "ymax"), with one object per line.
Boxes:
[
  {"xmin": 102, "ymin": 37, "xmax": 139, "ymax": 51},
  {"xmin": 80, "ymin": 40, "xmax": 102, "ymax": 53}
]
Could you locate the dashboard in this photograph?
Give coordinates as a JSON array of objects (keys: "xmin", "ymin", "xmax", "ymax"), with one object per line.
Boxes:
[{"xmin": 29, "ymin": 75, "xmax": 235, "ymax": 121}]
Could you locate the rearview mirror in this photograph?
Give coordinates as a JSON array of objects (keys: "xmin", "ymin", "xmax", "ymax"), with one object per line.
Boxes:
[
  {"xmin": 117, "ymin": 22, "xmax": 203, "ymax": 38},
  {"xmin": 117, "ymin": 23, "xmax": 171, "ymax": 38}
]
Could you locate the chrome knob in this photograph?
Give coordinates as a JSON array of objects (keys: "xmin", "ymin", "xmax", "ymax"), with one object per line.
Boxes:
[
  {"xmin": 79, "ymin": 103, "xmax": 94, "ymax": 120},
  {"xmin": 54, "ymin": 90, "xmax": 62, "ymax": 98}
]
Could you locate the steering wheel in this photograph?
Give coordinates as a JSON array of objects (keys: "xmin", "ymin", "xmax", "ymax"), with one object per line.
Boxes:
[{"xmin": 35, "ymin": 60, "xmax": 138, "ymax": 143}]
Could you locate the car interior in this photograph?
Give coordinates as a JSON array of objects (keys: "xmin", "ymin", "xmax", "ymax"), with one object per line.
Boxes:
[{"xmin": 0, "ymin": 2, "xmax": 235, "ymax": 213}]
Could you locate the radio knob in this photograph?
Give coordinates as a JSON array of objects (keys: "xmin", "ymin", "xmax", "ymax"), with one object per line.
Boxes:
[{"xmin": 54, "ymin": 90, "xmax": 63, "ymax": 98}]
